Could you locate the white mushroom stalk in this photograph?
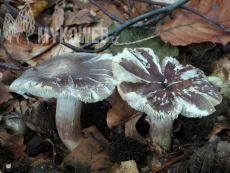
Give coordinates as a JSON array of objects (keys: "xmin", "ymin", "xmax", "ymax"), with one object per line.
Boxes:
[
  {"xmin": 9, "ymin": 53, "xmax": 117, "ymax": 151},
  {"xmin": 56, "ymin": 98, "xmax": 83, "ymax": 151},
  {"xmin": 112, "ymin": 48, "xmax": 222, "ymax": 151}
]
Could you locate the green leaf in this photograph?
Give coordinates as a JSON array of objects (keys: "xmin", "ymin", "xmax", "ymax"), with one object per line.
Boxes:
[{"xmin": 108, "ymin": 22, "xmax": 178, "ymax": 64}]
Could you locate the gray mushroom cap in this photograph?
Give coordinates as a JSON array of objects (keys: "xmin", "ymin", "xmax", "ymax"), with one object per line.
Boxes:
[
  {"xmin": 10, "ymin": 53, "xmax": 117, "ymax": 102},
  {"xmin": 112, "ymin": 48, "xmax": 222, "ymax": 121}
]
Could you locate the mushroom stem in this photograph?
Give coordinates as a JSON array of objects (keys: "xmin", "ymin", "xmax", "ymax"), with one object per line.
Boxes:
[
  {"xmin": 56, "ymin": 98, "xmax": 83, "ymax": 151},
  {"xmin": 149, "ymin": 119, "xmax": 174, "ymax": 151}
]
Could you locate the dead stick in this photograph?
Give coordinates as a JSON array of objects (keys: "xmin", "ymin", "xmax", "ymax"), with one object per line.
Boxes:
[
  {"xmin": 152, "ymin": 150, "xmax": 194, "ymax": 173},
  {"xmin": 127, "ymin": 0, "xmax": 133, "ymax": 19},
  {"xmin": 173, "ymin": 142, "xmax": 208, "ymax": 148},
  {"xmin": 89, "ymin": 0, "xmax": 125, "ymax": 24},
  {"xmin": 0, "ymin": 61, "xmax": 21, "ymax": 71}
]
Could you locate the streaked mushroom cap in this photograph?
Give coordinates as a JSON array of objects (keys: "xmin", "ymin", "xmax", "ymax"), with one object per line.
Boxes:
[
  {"xmin": 10, "ymin": 53, "xmax": 116, "ymax": 103},
  {"xmin": 112, "ymin": 48, "xmax": 222, "ymax": 121}
]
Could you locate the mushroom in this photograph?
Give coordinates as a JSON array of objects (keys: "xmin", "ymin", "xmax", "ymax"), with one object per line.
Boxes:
[
  {"xmin": 10, "ymin": 53, "xmax": 116, "ymax": 151},
  {"xmin": 112, "ymin": 48, "xmax": 222, "ymax": 150}
]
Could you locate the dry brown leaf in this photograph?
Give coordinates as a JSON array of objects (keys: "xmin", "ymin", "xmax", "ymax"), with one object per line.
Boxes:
[
  {"xmin": 107, "ymin": 90, "xmax": 138, "ymax": 129},
  {"xmin": 22, "ymin": 39, "xmax": 56, "ymax": 64},
  {"xmin": 208, "ymin": 123, "xmax": 230, "ymax": 137},
  {"xmin": 64, "ymin": 126, "xmax": 113, "ymax": 173},
  {"xmin": 156, "ymin": 0, "xmax": 230, "ymax": 46},
  {"xmin": 211, "ymin": 56, "xmax": 230, "ymax": 70},
  {"xmin": 125, "ymin": 112, "xmax": 145, "ymax": 141},
  {"xmin": 5, "ymin": 145, "xmax": 27, "ymax": 160},
  {"xmin": 1, "ymin": 70, "xmax": 15, "ymax": 85},
  {"xmin": 0, "ymin": 132, "xmax": 24, "ymax": 147},
  {"xmin": 107, "ymin": 91, "xmax": 144, "ymax": 140},
  {"xmin": 64, "ymin": 9, "xmax": 98, "ymax": 26},
  {"xmin": 108, "ymin": 160, "xmax": 139, "ymax": 173},
  {"xmin": 118, "ymin": 0, "xmax": 150, "ymax": 17},
  {"xmin": 0, "ymin": 37, "xmax": 38, "ymax": 64},
  {"xmin": 20, "ymin": 100, "xmax": 29, "ymax": 115},
  {"xmin": 31, "ymin": 153, "xmax": 51, "ymax": 167},
  {"xmin": 71, "ymin": 0, "xmax": 90, "ymax": 11},
  {"xmin": 50, "ymin": 5, "xmax": 64, "ymax": 31},
  {"xmin": 90, "ymin": 2, "xmax": 128, "ymax": 21},
  {"xmin": 50, "ymin": 33, "xmax": 81, "ymax": 57},
  {"xmin": 42, "ymin": 5, "xmax": 64, "ymax": 42},
  {"xmin": 23, "ymin": 100, "xmax": 56, "ymax": 134},
  {"xmin": 0, "ymin": 88, "xmax": 12, "ymax": 105},
  {"xmin": 0, "ymin": 99, "xmax": 17, "ymax": 116}
]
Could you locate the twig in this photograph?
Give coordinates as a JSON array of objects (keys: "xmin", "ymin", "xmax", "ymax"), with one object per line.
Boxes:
[
  {"xmin": 0, "ymin": 61, "xmax": 21, "ymax": 71},
  {"xmin": 134, "ymin": 0, "xmax": 230, "ymax": 34},
  {"xmin": 89, "ymin": 0, "xmax": 125, "ymax": 24},
  {"xmin": 173, "ymin": 142, "xmax": 208, "ymax": 148},
  {"xmin": 82, "ymin": 0, "xmax": 189, "ymax": 50},
  {"xmin": 132, "ymin": 13, "xmax": 168, "ymax": 28},
  {"xmin": 152, "ymin": 150, "xmax": 194, "ymax": 173},
  {"xmin": 0, "ymin": 0, "xmax": 94, "ymax": 53},
  {"xmin": 134, "ymin": 0, "xmax": 168, "ymax": 6},
  {"xmin": 127, "ymin": 0, "xmax": 133, "ymax": 19},
  {"xmin": 1, "ymin": 43, "xmax": 29, "ymax": 71}
]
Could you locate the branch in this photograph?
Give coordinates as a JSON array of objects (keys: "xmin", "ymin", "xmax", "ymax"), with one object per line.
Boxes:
[
  {"xmin": 127, "ymin": 0, "xmax": 134, "ymax": 19},
  {"xmin": 82, "ymin": 0, "xmax": 189, "ymax": 50},
  {"xmin": 173, "ymin": 142, "xmax": 208, "ymax": 148},
  {"xmin": 89, "ymin": 0, "xmax": 125, "ymax": 24},
  {"xmin": 152, "ymin": 150, "xmax": 194, "ymax": 173},
  {"xmin": 0, "ymin": 61, "xmax": 22, "ymax": 71}
]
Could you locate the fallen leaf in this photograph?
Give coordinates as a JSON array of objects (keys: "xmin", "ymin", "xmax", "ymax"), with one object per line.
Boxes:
[
  {"xmin": 156, "ymin": 0, "xmax": 230, "ymax": 46},
  {"xmin": 108, "ymin": 160, "xmax": 139, "ymax": 173},
  {"xmin": 42, "ymin": 5, "xmax": 64, "ymax": 42},
  {"xmin": 71, "ymin": 0, "xmax": 90, "ymax": 11},
  {"xmin": 23, "ymin": 100, "xmax": 56, "ymax": 134},
  {"xmin": 211, "ymin": 56, "xmax": 230, "ymax": 70},
  {"xmin": 208, "ymin": 123, "xmax": 230, "ymax": 137},
  {"xmin": 5, "ymin": 145, "xmax": 27, "ymax": 160},
  {"xmin": 125, "ymin": 112, "xmax": 145, "ymax": 141},
  {"xmin": 0, "ymin": 99, "xmax": 16, "ymax": 116},
  {"xmin": 64, "ymin": 9, "xmax": 99, "ymax": 26},
  {"xmin": 20, "ymin": 100, "xmax": 29, "ymax": 115},
  {"xmin": 22, "ymin": 39, "xmax": 56, "ymax": 64},
  {"xmin": 107, "ymin": 91, "xmax": 144, "ymax": 140},
  {"xmin": 1, "ymin": 70, "xmax": 15, "ymax": 85},
  {"xmin": 64, "ymin": 126, "xmax": 113, "ymax": 173},
  {"xmin": 0, "ymin": 37, "xmax": 38, "ymax": 64},
  {"xmin": 0, "ymin": 88, "xmax": 12, "ymax": 105},
  {"xmin": 50, "ymin": 33, "xmax": 81, "ymax": 57},
  {"xmin": 90, "ymin": 2, "xmax": 128, "ymax": 21},
  {"xmin": 0, "ymin": 132, "xmax": 24, "ymax": 147},
  {"xmin": 107, "ymin": 90, "xmax": 138, "ymax": 129},
  {"xmin": 32, "ymin": 153, "xmax": 51, "ymax": 167}
]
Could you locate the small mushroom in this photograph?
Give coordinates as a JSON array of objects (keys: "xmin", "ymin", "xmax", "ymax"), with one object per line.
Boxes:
[
  {"xmin": 10, "ymin": 53, "xmax": 116, "ymax": 151},
  {"xmin": 112, "ymin": 48, "xmax": 222, "ymax": 150}
]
